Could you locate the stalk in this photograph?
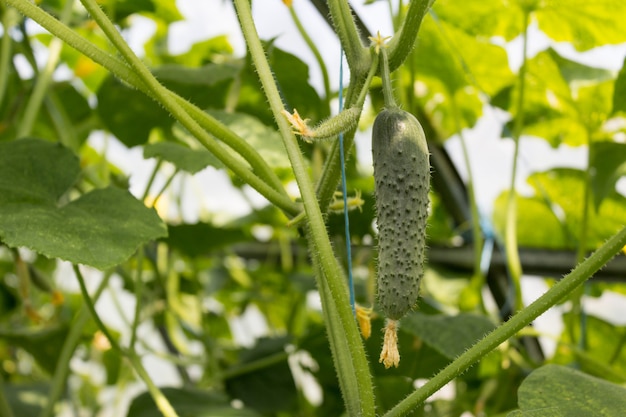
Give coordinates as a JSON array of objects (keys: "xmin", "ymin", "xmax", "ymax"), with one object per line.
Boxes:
[
  {"xmin": 6, "ymin": 0, "xmax": 297, "ymax": 215},
  {"xmin": 384, "ymin": 225, "xmax": 626, "ymax": 416},
  {"xmin": 233, "ymin": 0, "xmax": 375, "ymax": 415}
]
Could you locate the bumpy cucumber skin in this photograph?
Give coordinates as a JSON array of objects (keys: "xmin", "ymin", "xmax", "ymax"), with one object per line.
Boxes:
[{"xmin": 373, "ymin": 108, "xmax": 430, "ymax": 321}]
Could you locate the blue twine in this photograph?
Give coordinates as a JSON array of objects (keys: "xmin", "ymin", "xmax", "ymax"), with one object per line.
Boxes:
[{"xmin": 338, "ymin": 49, "xmax": 356, "ymax": 315}]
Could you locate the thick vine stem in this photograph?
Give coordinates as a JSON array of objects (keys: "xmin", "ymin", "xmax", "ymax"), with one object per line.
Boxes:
[
  {"xmin": 387, "ymin": 0, "xmax": 433, "ymax": 72},
  {"xmin": 233, "ymin": 0, "xmax": 376, "ymax": 415},
  {"xmin": 384, "ymin": 225, "xmax": 626, "ymax": 416},
  {"xmin": 326, "ymin": 0, "xmax": 369, "ymax": 75},
  {"xmin": 6, "ymin": 0, "xmax": 297, "ymax": 216}
]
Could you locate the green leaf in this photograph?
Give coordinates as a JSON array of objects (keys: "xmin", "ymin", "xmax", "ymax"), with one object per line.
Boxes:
[
  {"xmin": 553, "ymin": 314, "xmax": 626, "ymax": 383},
  {"xmin": 512, "ymin": 364, "xmax": 626, "ymax": 416},
  {"xmin": 401, "ymin": 312, "xmax": 496, "ymax": 359},
  {"xmin": 0, "ymin": 325, "xmax": 70, "ymax": 374},
  {"xmin": 144, "ymin": 142, "xmax": 224, "ymax": 173},
  {"xmin": 126, "ymin": 387, "xmax": 260, "ymax": 417},
  {"xmin": 612, "ymin": 56, "xmax": 626, "ymax": 114},
  {"xmin": 97, "ymin": 76, "xmax": 173, "ymax": 147},
  {"xmin": 415, "ymin": 16, "xmax": 515, "ymax": 97},
  {"xmin": 165, "ymin": 222, "xmax": 251, "ymax": 257},
  {"xmin": 433, "ymin": 0, "xmax": 524, "ymax": 41},
  {"xmin": 2, "ymin": 383, "xmax": 49, "ymax": 417},
  {"xmin": 169, "ymin": 36, "xmax": 234, "ymax": 67},
  {"xmin": 493, "ymin": 168, "xmax": 626, "ymax": 249},
  {"xmin": 534, "ymin": 1, "xmax": 626, "ymax": 51},
  {"xmin": 153, "ymin": 63, "xmax": 239, "ymax": 110},
  {"xmin": 590, "ymin": 141, "xmax": 626, "ymax": 208},
  {"xmin": 0, "ymin": 139, "xmax": 167, "ymax": 269},
  {"xmin": 237, "ymin": 43, "xmax": 325, "ymax": 126},
  {"xmin": 225, "ymin": 337, "xmax": 297, "ymax": 414}
]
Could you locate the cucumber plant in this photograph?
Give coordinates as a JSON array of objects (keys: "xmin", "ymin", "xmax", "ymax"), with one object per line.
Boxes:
[
  {"xmin": 2, "ymin": 1, "xmax": 626, "ymax": 417},
  {"xmin": 371, "ymin": 40, "xmax": 430, "ymax": 368}
]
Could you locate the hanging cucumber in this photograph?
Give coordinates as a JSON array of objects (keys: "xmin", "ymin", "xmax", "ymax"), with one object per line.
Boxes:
[{"xmin": 371, "ymin": 34, "xmax": 430, "ymax": 368}]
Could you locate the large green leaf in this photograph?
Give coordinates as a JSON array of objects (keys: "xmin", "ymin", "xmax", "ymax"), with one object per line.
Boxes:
[
  {"xmin": 0, "ymin": 139, "xmax": 167, "ymax": 269},
  {"xmin": 432, "ymin": 0, "xmax": 524, "ymax": 41},
  {"xmin": 126, "ymin": 387, "xmax": 260, "ymax": 417},
  {"xmin": 401, "ymin": 312, "xmax": 496, "ymax": 359},
  {"xmin": 510, "ymin": 364, "xmax": 626, "ymax": 416},
  {"xmin": 534, "ymin": 0, "xmax": 626, "ymax": 51}
]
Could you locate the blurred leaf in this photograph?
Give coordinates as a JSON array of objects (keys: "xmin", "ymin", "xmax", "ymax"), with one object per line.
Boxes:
[
  {"xmin": 415, "ymin": 16, "xmax": 515, "ymax": 97},
  {"xmin": 511, "ymin": 364, "xmax": 626, "ymax": 416},
  {"xmin": 2, "ymin": 383, "xmax": 49, "ymax": 417},
  {"xmin": 614, "ymin": 57, "xmax": 626, "ymax": 114},
  {"xmin": 0, "ymin": 139, "xmax": 167, "ymax": 269},
  {"xmin": 590, "ymin": 141, "xmax": 626, "ymax": 209},
  {"xmin": 432, "ymin": 0, "xmax": 524, "ymax": 41},
  {"xmin": 126, "ymin": 387, "xmax": 260, "ymax": 417},
  {"xmin": 0, "ymin": 325, "xmax": 70, "ymax": 374},
  {"xmin": 493, "ymin": 168, "xmax": 626, "ymax": 249},
  {"xmin": 225, "ymin": 337, "xmax": 297, "ymax": 413},
  {"xmin": 401, "ymin": 312, "xmax": 496, "ymax": 359},
  {"xmin": 553, "ymin": 313, "xmax": 626, "ymax": 383},
  {"xmin": 97, "ymin": 76, "xmax": 173, "ymax": 147},
  {"xmin": 153, "ymin": 62, "xmax": 239, "ymax": 109},
  {"xmin": 169, "ymin": 36, "xmax": 234, "ymax": 67},
  {"xmin": 165, "ymin": 222, "xmax": 251, "ymax": 257},
  {"xmin": 534, "ymin": 1, "xmax": 626, "ymax": 51},
  {"xmin": 237, "ymin": 43, "xmax": 325, "ymax": 126},
  {"xmin": 144, "ymin": 142, "xmax": 223, "ymax": 173}
]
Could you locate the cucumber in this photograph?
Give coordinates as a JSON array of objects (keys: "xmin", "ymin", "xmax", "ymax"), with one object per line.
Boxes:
[
  {"xmin": 371, "ymin": 41, "xmax": 430, "ymax": 368},
  {"xmin": 373, "ymin": 107, "xmax": 429, "ymax": 321}
]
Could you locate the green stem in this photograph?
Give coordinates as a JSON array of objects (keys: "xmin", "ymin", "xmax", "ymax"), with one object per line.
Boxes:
[
  {"xmin": 379, "ymin": 47, "xmax": 397, "ymax": 108},
  {"xmin": 7, "ymin": 0, "xmax": 296, "ymax": 215},
  {"xmin": 0, "ymin": 6, "xmax": 19, "ymax": 110},
  {"xmin": 79, "ymin": 0, "xmax": 298, "ymax": 215},
  {"xmin": 314, "ymin": 56, "xmax": 379, "ymax": 215},
  {"xmin": 326, "ymin": 0, "xmax": 369, "ymax": 74},
  {"xmin": 73, "ymin": 265, "xmax": 180, "ymax": 417},
  {"xmin": 16, "ymin": 0, "xmax": 73, "ymax": 138},
  {"xmin": 141, "ymin": 160, "xmax": 163, "ymax": 202},
  {"xmin": 288, "ymin": 4, "xmax": 332, "ymax": 109},
  {"xmin": 233, "ymin": 1, "xmax": 375, "ymax": 415},
  {"xmin": 0, "ymin": 373, "xmax": 14, "ymax": 417},
  {"xmin": 40, "ymin": 272, "xmax": 111, "ymax": 417},
  {"xmin": 130, "ymin": 248, "xmax": 144, "ymax": 350},
  {"xmin": 504, "ymin": 11, "xmax": 530, "ymax": 313},
  {"xmin": 126, "ymin": 351, "xmax": 181, "ymax": 417},
  {"xmin": 387, "ymin": 0, "xmax": 432, "ymax": 72},
  {"xmin": 384, "ymin": 225, "xmax": 626, "ymax": 416}
]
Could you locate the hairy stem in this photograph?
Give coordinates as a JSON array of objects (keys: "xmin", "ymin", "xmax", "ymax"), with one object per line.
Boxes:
[
  {"xmin": 387, "ymin": 0, "xmax": 432, "ymax": 72},
  {"xmin": 326, "ymin": 0, "xmax": 369, "ymax": 74},
  {"xmin": 16, "ymin": 0, "xmax": 73, "ymax": 138},
  {"xmin": 233, "ymin": 1, "xmax": 375, "ymax": 415},
  {"xmin": 384, "ymin": 225, "xmax": 626, "ymax": 416},
  {"xmin": 7, "ymin": 0, "xmax": 296, "ymax": 215}
]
